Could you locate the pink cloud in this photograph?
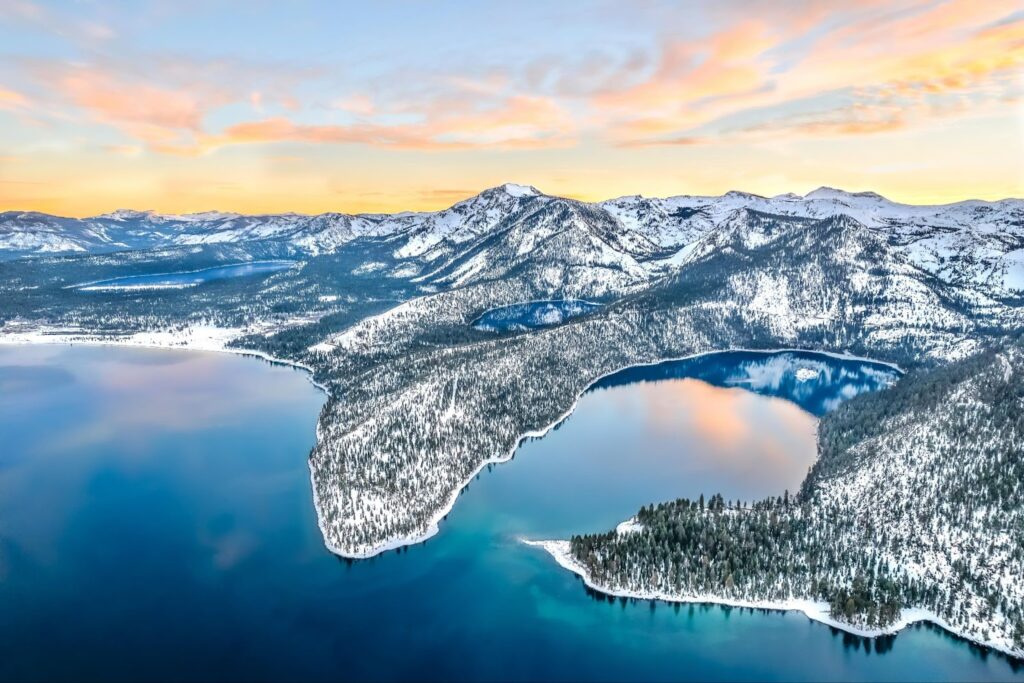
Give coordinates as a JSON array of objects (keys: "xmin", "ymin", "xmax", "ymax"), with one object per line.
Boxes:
[
  {"xmin": 204, "ymin": 94, "xmax": 574, "ymax": 153},
  {"xmin": 0, "ymin": 87, "xmax": 29, "ymax": 110},
  {"xmin": 60, "ymin": 69, "xmax": 204, "ymax": 131},
  {"xmin": 334, "ymin": 94, "xmax": 375, "ymax": 116},
  {"xmin": 593, "ymin": 0, "xmax": 1024, "ymax": 146},
  {"xmin": 6, "ymin": 0, "xmax": 1017, "ymax": 160}
]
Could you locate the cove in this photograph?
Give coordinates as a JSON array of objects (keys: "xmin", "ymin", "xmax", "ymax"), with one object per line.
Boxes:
[
  {"xmin": 76, "ymin": 260, "xmax": 295, "ymax": 291},
  {"xmin": 0, "ymin": 344, "xmax": 1020, "ymax": 681}
]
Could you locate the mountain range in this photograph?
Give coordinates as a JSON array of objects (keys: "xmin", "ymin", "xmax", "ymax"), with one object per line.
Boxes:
[{"xmin": 4, "ymin": 184, "xmax": 1022, "ymax": 297}]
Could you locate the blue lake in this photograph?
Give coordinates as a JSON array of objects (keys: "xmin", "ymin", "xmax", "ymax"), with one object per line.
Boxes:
[
  {"xmin": 472, "ymin": 299, "xmax": 601, "ymax": 332},
  {"xmin": 593, "ymin": 350, "xmax": 901, "ymax": 417},
  {"xmin": 77, "ymin": 260, "xmax": 295, "ymax": 290},
  {"xmin": 0, "ymin": 345, "xmax": 1020, "ymax": 681}
]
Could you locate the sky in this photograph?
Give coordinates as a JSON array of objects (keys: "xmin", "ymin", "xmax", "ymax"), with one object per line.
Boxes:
[{"xmin": 0, "ymin": 0, "xmax": 1021, "ymax": 216}]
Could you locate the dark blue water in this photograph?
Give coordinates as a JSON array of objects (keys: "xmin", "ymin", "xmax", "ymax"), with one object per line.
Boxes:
[
  {"xmin": 593, "ymin": 350, "xmax": 902, "ymax": 417},
  {"xmin": 0, "ymin": 345, "xmax": 1019, "ymax": 682},
  {"xmin": 77, "ymin": 260, "xmax": 294, "ymax": 290},
  {"xmin": 472, "ymin": 299, "xmax": 600, "ymax": 332}
]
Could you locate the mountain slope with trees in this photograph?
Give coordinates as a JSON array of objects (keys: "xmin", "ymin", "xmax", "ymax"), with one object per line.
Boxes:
[{"xmin": 550, "ymin": 338, "xmax": 1024, "ymax": 657}]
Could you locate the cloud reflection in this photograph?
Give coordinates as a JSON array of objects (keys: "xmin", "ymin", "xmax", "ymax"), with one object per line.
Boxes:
[
  {"xmin": 599, "ymin": 377, "xmax": 816, "ymax": 501},
  {"xmin": 33, "ymin": 347, "xmax": 321, "ymax": 456}
]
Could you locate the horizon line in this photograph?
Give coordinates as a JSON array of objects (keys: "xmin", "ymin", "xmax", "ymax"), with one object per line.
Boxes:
[{"xmin": 4, "ymin": 183, "xmax": 1022, "ymax": 221}]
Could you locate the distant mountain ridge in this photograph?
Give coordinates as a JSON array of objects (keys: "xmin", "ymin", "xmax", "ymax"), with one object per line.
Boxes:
[{"xmin": 3, "ymin": 184, "xmax": 1023, "ymax": 297}]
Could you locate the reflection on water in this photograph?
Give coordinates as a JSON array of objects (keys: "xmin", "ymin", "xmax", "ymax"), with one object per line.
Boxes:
[
  {"xmin": 0, "ymin": 364, "xmax": 76, "ymax": 393},
  {"xmin": 594, "ymin": 350, "xmax": 901, "ymax": 416},
  {"xmin": 77, "ymin": 260, "xmax": 294, "ymax": 290},
  {"xmin": 0, "ymin": 345, "xmax": 1018, "ymax": 682},
  {"xmin": 494, "ymin": 378, "xmax": 818, "ymax": 539}
]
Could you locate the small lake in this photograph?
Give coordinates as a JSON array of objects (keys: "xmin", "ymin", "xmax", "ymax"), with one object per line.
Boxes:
[
  {"xmin": 0, "ymin": 345, "xmax": 1019, "ymax": 681},
  {"xmin": 472, "ymin": 299, "xmax": 600, "ymax": 332},
  {"xmin": 77, "ymin": 260, "xmax": 295, "ymax": 291}
]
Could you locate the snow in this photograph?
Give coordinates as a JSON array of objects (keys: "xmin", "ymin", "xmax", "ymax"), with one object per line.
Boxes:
[
  {"xmin": 795, "ymin": 367, "xmax": 821, "ymax": 382},
  {"xmin": 322, "ymin": 346, "xmax": 903, "ymax": 559},
  {"xmin": 309, "ymin": 342, "xmax": 336, "ymax": 354},
  {"xmin": 352, "ymin": 261, "xmax": 386, "ymax": 275},
  {"xmin": 1002, "ymin": 249, "xmax": 1024, "ymax": 291},
  {"xmin": 0, "ymin": 322, "xmax": 241, "ymax": 352},
  {"xmin": 615, "ymin": 518, "xmax": 644, "ymax": 534},
  {"xmin": 5, "ymin": 186, "xmax": 1021, "ymax": 302},
  {"xmin": 500, "ymin": 183, "xmax": 540, "ymax": 197},
  {"xmin": 80, "ymin": 282, "xmax": 197, "ymax": 292}
]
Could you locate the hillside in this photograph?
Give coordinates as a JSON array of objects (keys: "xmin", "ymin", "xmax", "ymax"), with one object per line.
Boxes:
[{"xmin": 542, "ymin": 338, "xmax": 1024, "ymax": 658}]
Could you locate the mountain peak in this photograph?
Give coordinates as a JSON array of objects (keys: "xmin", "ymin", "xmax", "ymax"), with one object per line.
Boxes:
[
  {"xmin": 804, "ymin": 186, "xmax": 886, "ymax": 202},
  {"xmin": 95, "ymin": 209, "xmax": 157, "ymax": 221},
  {"xmin": 723, "ymin": 190, "xmax": 766, "ymax": 200},
  {"xmin": 178, "ymin": 211, "xmax": 243, "ymax": 221},
  {"xmin": 492, "ymin": 183, "xmax": 541, "ymax": 198}
]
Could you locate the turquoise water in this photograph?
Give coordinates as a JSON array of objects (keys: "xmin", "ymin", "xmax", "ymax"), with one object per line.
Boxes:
[
  {"xmin": 472, "ymin": 299, "xmax": 601, "ymax": 332},
  {"xmin": 77, "ymin": 260, "xmax": 294, "ymax": 290},
  {"xmin": 0, "ymin": 345, "xmax": 1019, "ymax": 681}
]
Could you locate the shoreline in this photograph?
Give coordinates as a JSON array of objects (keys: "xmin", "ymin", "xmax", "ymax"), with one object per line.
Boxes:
[
  {"xmin": 522, "ymin": 539, "xmax": 1024, "ymax": 662},
  {"xmin": 1, "ymin": 326, "xmax": 901, "ymax": 561},
  {"xmin": 65, "ymin": 259, "xmax": 298, "ymax": 290},
  {"xmin": 0, "ymin": 325, "xmax": 330, "ymax": 395},
  {"xmin": 468, "ymin": 297, "xmax": 603, "ymax": 329},
  {"xmin": 3, "ymin": 327, "xmax": 1020, "ymax": 662},
  {"xmin": 323, "ymin": 368, "xmax": 599, "ymax": 559},
  {"xmin": 322, "ymin": 343, "xmax": 903, "ymax": 559}
]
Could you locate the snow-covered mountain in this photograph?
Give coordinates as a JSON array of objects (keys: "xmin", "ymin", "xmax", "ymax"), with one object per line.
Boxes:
[
  {"xmin": 629, "ymin": 209, "xmax": 1009, "ymax": 362},
  {"xmin": 601, "ymin": 188, "xmax": 1024, "ymax": 294},
  {"xmin": 3, "ymin": 185, "xmax": 1022, "ymax": 297}
]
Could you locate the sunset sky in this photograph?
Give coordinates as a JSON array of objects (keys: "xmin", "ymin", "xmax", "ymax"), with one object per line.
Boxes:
[{"xmin": 1, "ymin": 0, "xmax": 1021, "ymax": 216}]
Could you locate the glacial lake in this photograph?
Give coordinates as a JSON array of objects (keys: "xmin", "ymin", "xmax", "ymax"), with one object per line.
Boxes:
[
  {"xmin": 472, "ymin": 299, "xmax": 601, "ymax": 332},
  {"xmin": 0, "ymin": 345, "xmax": 1020, "ymax": 681},
  {"xmin": 77, "ymin": 260, "xmax": 295, "ymax": 291}
]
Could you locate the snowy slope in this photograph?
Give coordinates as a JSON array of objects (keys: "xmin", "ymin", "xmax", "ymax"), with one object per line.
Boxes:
[{"xmin": 3, "ymin": 185, "xmax": 1021, "ymax": 297}]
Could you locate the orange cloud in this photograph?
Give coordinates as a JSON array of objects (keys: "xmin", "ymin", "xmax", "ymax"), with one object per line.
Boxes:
[
  {"xmin": 27, "ymin": 50, "xmax": 575, "ymax": 156},
  {"xmin": 633, "ymin": 380, "xmax": 751, "ymax": 447},
  {"xmin": 0, "ymin": 87, "xmax": 29, "ymax": 110},
  {"xmin": 596, "ymin": 21, "xmax": 781, "ymax": 119},
  {"xmin": 61, "ymin": 69, "xmax": 203, "ymax": 131},
  {"xmin": 183, "ymin": 94, "xmax": 575, "ymax": 154},
  {"xmin": 596, "ymin": 0, "xmax": 1024, "ymax": 146}
]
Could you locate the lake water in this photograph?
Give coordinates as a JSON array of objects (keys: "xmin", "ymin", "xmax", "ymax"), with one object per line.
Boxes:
[
  {"xmin": 0, "ymin": 345, "xmax": 1019, "ymax": 681},
  {"xmin": 77, "ymin": 260, "xmax": 294, "ymax": 291},
  {"xmin": 593, "ymin": 350, "xmax": 901, "ymax": 418},
  {"xmin": 472, "ymin": 299, "xmax": 601, "ymax": 332}
]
